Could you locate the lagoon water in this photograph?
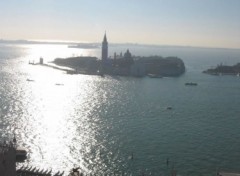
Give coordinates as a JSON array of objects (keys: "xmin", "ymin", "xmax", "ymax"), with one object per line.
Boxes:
[{"xmin": 1, "ymin": 43, "xmax": 240, "ymax": 175}]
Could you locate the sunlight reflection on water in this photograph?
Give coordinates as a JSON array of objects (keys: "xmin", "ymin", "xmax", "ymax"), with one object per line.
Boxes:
[{"xmin": 16, "ymin": 71, "xmax": 112, "ymax": 174}]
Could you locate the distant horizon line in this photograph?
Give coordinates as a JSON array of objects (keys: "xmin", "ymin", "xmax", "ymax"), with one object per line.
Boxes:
[{"xmin": 0, "ymin": 38, "xmax": 239, "ymax": 50}]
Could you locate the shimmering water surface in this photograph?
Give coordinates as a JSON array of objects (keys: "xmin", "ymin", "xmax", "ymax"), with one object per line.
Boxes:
[{"xmin": 1, "ymin": 44, "xmax": 240, "ymax": 175}]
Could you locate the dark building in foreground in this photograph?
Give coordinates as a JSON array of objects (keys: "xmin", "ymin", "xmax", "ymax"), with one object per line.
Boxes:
[{"xmin": 0, "ymin": 141, "xmax": 16, "ymax": 176}]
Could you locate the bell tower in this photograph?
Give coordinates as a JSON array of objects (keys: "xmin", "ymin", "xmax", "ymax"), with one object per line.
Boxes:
[{"xmin": 102, "ymin": 32, "xmax": 108, "ymax": 62}]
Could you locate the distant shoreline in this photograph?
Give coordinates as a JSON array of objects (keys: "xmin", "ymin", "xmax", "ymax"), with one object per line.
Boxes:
[{"xmin": 1, "ymin": 39, "xmax": 240, "ymax": 50}]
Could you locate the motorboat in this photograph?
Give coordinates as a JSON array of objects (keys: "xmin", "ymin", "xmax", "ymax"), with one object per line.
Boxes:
[
  {"xmin": 148, "ymin": 74, "xmax": 163, "ymax": 78},
  {"xmin": 185, "ymin": 82, "xmax": 197, "ymax": 86},
  {"xmin": 26, "ymin": 79, "xmax": 34, "ymax": 82},
  {"xmin": 16, "ymin": 147, "xmax": 27, "ymax": 162}
]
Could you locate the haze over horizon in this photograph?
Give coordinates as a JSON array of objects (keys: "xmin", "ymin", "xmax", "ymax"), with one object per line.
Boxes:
[{"xmin": 0, "ymin": 0, "xmax": 240, "ymax": 49}]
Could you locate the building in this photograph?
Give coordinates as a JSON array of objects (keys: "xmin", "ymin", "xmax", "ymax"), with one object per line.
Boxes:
[
  {"xmin": 40, "ymin": 57, "xmax": 44, "ymax": 64},
  {"xmin": 113, "ymin": 49, "xmax": 134, "ymax": 68},
  {"xmin": 130, "ymin": 59, "xmax": 146, "ymax": 77}
]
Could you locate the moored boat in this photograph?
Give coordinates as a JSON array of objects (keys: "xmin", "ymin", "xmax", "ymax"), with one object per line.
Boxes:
[
  {"xmin": 16, "ymin": 147, "xmax": 27, "ymax": 162},
  {"xmin": 148, "ymin": 74, "xmax": 163, "ymax": 78},
  {"xmin": 185, "ymin": 82, "xmax": 198, "ymax": 86}
]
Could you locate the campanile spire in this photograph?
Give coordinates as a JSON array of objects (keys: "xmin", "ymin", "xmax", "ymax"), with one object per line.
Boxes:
[{"xmin": 102, "ymin": 32, "xmax": 108, "ymax": 62}]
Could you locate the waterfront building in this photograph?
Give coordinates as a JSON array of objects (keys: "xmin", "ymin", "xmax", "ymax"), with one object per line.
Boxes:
[
  {"xmin": 124, "ymin": 49, "xmax": 132, "ymax": 59},
  {"xmin": 40, "ymin": 57, "xmax": 43, "ymax": 64},
  {"xmin": 130, "ymin": 59, "xmax": 146, "ymax": 77},
  {"xmin": 113, "ymin": 49, "xmax": 134, "ymax": 68},
  {"xmin": 124, "ymin": 49, "xmax": 134, "ymax": 65}
]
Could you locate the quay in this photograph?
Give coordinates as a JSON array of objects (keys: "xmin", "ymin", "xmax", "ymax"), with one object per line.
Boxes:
[
  {"xmin": 29, "ymin": 61, "xmax": 74, "ymax": 73},
  {"xmin": 29, "ymin": 59, "xmax": 101, "ymax": 76}
]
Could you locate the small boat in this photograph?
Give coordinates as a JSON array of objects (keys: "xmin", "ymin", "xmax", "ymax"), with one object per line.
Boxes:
[
  {"xmin": 166, "ymin": 106, "xmax": 173, "ymax": 110},
  {"xmin": 55, "ymin": 83, "xmax": 64, "ymax": 86},
  {"xmin": 26, "ymin": 79, "xmax": 34, "ymax": 82},
  {"xmin": 16, "ymin": 147, "xmax": 27, "ymax": 162},
  {"xmin": 185, "ymin": 82, "xmax": 197, "ymax": 86},
  {"xmin": 148, "ymin": 74, "xmax": 163, "ymax": 78}
]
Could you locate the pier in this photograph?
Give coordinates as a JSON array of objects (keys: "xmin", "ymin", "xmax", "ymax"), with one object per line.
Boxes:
[{"xmin": 29, "ymin": 60, "xmax": 102, "ymax": 76}]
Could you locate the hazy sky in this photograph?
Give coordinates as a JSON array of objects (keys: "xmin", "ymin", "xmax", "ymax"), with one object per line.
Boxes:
[{"xmin": 0, "ymin": 0, "xmax": 240, "ymax": 48}]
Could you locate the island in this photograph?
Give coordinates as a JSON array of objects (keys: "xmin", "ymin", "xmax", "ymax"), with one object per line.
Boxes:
[
  {"xmin": 52, "ymin": 53, "xmax": 185, "ymax": 77},
  {"xmin": 203, "ymin": 63, "xmax": 240, "ymax": 76}
]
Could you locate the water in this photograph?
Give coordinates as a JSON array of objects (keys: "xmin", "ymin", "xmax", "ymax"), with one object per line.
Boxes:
[{"xmin": 1, "ymin": 43, "xmax": 240, "ymax": 175}]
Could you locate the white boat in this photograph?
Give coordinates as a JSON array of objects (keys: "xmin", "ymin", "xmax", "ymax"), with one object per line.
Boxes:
[{"xmin": 148, "ymin": 74, "xmax": 163, "ymax": 78}]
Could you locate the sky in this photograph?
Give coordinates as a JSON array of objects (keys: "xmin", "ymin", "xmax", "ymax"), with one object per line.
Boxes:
[{"xmin": 0, "ymin": 0, "xmax": 240, "ymax": 48}]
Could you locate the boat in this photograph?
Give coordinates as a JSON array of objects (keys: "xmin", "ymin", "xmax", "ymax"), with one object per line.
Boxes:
[
  {"xmin": 148, "ymin": 74, "xmax": 163, "ymax": 78},
  {"xmin": 185, "ymin": 82, "xmax": 198, "ymax": 86},
  {"xmin": 55, "ymin": 83, "xmax": 64, "ymax": 86},
  {"xmin": 26, "ymin": 79, "xmax": 34, "ymax": 82},
  {"xmin": 16, "ymin": 147, "xmax": 27, "ymax": 162}
]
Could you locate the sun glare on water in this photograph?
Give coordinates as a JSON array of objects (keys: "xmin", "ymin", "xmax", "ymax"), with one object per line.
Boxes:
[{"xmin": 14, "ymin": 44, "xmax": 105, "ymax": 173}]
